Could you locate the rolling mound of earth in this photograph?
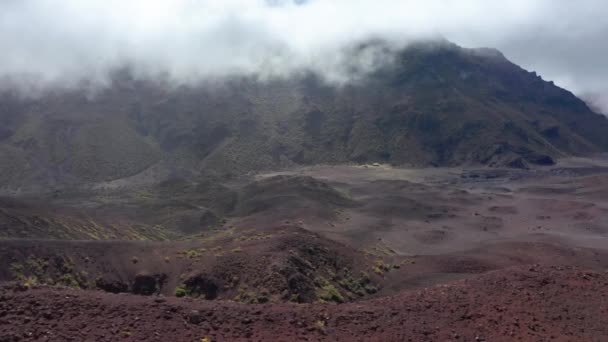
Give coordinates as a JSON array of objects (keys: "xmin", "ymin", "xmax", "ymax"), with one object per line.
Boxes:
[
  {"xmin": 1, "ymin": 265, "xmax": 607, "ymax": 341},
  {"xmin": 0, "ymin": 225, "xmax": 384, "ymax": 304}
]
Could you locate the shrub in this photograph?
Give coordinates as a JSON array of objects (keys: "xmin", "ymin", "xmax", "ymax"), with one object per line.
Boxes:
[
  {"xmin": 175, "ymin": 286, "xmax": 187, "ymax": 297},
  {"xmin": 316, "ymin": 283, "xmax": 344, "ymax": 303},
  {"xmin": 373, "ymin": 259, "xmax": 391, "ymax": 275},
  {"xmin": 314, "ymin": 320, "xmax": 326, "ymax": 333},
  {"xmin": 185, "ymin": 249, "xmax": 203, "ymax": 259},
  {"xmin": 364, "ymin": 284, "xmax": 378, "ymax": 294},
  {"xmin": 22, "ymin": 275, "xmax": 39, "ymax": 289}
]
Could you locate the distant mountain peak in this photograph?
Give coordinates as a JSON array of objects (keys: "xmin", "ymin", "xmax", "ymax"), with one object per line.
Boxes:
[{"xmin": 1, "ymin": 39, "xmax": 607, "ymax": 190}]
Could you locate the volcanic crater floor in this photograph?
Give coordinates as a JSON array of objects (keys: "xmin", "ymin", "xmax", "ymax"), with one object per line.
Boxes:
[{"xmin": 2, "ymin": 157, "xmax": 608, "ymax": 341}]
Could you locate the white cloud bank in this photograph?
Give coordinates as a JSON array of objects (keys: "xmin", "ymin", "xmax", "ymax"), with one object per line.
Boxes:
[{"xmin": 0, "ymin": 0, "xmax": 607, "ymax": 111}]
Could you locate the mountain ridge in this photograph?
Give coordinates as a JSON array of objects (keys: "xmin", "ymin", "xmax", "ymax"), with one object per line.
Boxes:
[{"xmin": 1, "ymin": 39, "xmax": 607, "ymax": 191}]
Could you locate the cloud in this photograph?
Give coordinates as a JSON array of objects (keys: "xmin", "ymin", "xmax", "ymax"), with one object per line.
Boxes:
[{"xmin": 0, "ymin": 0, "xmax": 607, "ymax": 111}]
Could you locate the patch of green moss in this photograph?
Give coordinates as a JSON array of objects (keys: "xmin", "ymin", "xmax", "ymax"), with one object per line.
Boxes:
[
  {"xmin": 338, "ymin": 271, "xmax": 377, "ymax": 297},
  {"xmin": 9, "ymin": 262, "xmax": 25, "ymax": 280},
  {"xmin": 314, "ymin": 320, "xmax": 326, "ymax": 334},
  {"xmin": 25, "ymin": 256, "xmax": 49, "ymax": 275},
  {"xmin": 234, "ymin": 285, "xmax": 256, "ymax": 303},
  {"xmin": 373, "ymin": 259, "xmax": 391, "ymax": 275},
  {"xmin": 22, "ymin": 275, "xmax": 39, "ymax": 288},
  {"xmin": 288, "ymin": 293, "xmax": 300, "ymax": 303},
  {"xmin": 175, "ymin": 287, "xmax": 187, "ymax": 297},
  {"xmin": 364, "ymin": 283, "xmax": 378, "ymax": 294},
  {"xmin": 315, "ymin": 278, "xmax": 345, "ymax": 303},
  {"xmin": 339, "ymin": 277, "xmax": 365, "ymax": 297},
  {"xmin": 10, "ymin": 255, "xmax": 88, "ymax": 289},
  {"xmin": 56, "ymin": 273, "xmax": 81, "ymax": 288}
]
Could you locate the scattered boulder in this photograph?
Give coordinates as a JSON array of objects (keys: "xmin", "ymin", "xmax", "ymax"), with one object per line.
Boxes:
[
  {"xmin": 186, "ymin": 310, "xmax": 203, "ymax": 324},
  {"xmin": 528, "ymin": 154, "xmax": 555, "ymax": 166},
  {"xmin": 199, "ymin": 208, "xmax": 220, "ymax": 228},
  {"xmin": 132, "ymin": 272, "xmax": 167, "ymax": 295},
  {"xmin": 506, "ymin": 157, "xmax": 528, "ymax": 169},
  {"xmin": 182, "ymin": 274, "xmax": 220, "ymax": 300},
  {"xmin": 287, "ymin": 273, "xmax": 316, "ymax": 303},
  {"xmin": 95, "ymin": 277, "xmax": 128, "ymax": 294}
]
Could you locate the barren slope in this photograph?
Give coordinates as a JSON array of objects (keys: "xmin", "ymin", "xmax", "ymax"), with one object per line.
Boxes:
[{"xmin": 2, "ymin": 265, "xmax": 607, "ymax": 341}]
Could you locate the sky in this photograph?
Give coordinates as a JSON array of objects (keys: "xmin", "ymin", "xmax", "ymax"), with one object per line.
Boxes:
[{"xmin": 0, "ymin": 0, "xmax": 607, "ymax": 112}]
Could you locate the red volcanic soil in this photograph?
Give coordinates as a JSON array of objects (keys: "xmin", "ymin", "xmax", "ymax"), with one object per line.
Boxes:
[
  {"xmin": 3, "ymin": 163, "xmax": 608, "ymax": 341},
  {"xmin": 1, "ymin": 265, "xmax": 607, "ymax": 342},
  {"xmin": 0, "ymin": 225, "xmax": 381, "ymax": 304}
]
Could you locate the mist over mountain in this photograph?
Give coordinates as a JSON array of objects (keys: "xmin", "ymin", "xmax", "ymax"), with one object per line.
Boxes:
[
  {"xmin": 581, "ymin": 93, "xmax": 608, "ymax": 116},
  {"xmin": 4, "ymin": 4, "xmax": 608, "ymax": 340},
  {"xmin": 1, "ymin": 1, "xmax": 608, "ymax": 191},
  {"xmin": 1, "ymin": 39, "xmax": 607, "ymax": 192},
  {"xmin": 1, "ymin": 0, "xmax": 607, "ymax": 113}
]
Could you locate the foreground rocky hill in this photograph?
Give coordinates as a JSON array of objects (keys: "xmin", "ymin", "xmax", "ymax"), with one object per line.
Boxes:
[
  {"xmin": 1, "ymin": 40, "xmax": 607, "ymax": 191},
  {"xmin": 1, "ymin": 265, "xmax": 607, "ymax": 341}
]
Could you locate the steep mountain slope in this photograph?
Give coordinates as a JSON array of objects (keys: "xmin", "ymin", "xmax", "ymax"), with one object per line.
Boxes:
[{"xmin": 1, "ymin": 40, "xmax": 607, "ymax": 189}]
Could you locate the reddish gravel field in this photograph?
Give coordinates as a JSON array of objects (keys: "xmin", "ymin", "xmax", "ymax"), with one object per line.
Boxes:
[
  {"xmin": 3, "ymin": 163, "xmax": 608, "ymax": 341},
  {"xmin": 1, "ymin": 265, "xmax": 607, "ymax": 342}
]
